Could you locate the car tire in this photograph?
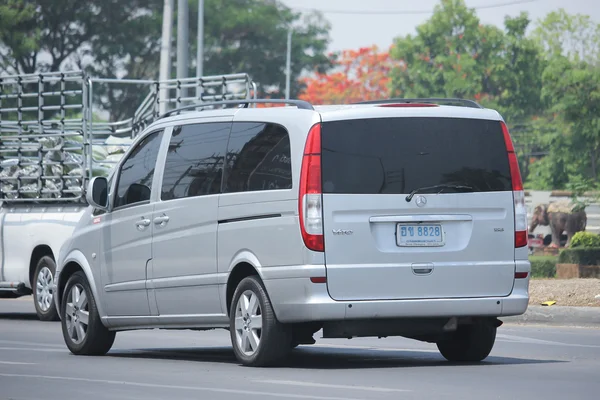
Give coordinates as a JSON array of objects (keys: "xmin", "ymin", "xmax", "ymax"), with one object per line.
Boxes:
[
  {"xmin": 436, "ymin": 320, "xmax": 496, "ymax": 363},
  {"xmin": 33, "ymin": 256, "xmax": 60, "ymax": 321},
  {"xmin": 60, "ymin": 271, "xmax": 116, "ymax": 356},
  {"xmin": 229, "ymin": 276, "xmax": 291, "ymax": 367}
]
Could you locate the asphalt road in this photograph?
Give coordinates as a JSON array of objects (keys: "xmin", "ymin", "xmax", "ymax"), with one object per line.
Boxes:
[{"xmin": 1, "ymin": 297, "xmax": 599, "ymax": 400}]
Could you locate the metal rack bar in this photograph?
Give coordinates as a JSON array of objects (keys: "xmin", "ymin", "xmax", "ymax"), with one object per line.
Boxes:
[
  {"xmin": 160, "ymin": 99, "xmax": 315, "ymax": 118},
  {"xmin": 0, "ymin": 104, "xmax": 82, "ymax": 112}
]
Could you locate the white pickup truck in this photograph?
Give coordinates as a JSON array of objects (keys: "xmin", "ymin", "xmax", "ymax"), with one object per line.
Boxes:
[
  {"xmin": 0, "ymin": 203, "xmax": 86, "ymax": 319},
  {"xmin": 0, "ymin": 70, "xmax": 255, "ymax": 320}
]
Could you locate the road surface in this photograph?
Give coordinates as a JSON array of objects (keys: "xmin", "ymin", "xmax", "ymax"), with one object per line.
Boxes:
[{"xmin": 1, "ymin": 297, "xmax": 599, "ymax": 400}]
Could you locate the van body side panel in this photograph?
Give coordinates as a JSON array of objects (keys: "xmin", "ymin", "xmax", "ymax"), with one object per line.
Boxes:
[{"xmin": 216, "ymin": 111, "xmax": 320, "ymax": 315}]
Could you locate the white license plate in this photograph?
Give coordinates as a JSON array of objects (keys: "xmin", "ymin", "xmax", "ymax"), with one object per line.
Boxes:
[{"xmin": 396, "ymin": 224, "xmax": 444, "ymax": 247}]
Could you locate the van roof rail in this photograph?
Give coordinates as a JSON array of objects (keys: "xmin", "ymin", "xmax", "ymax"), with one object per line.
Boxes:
[
  {"xmin": 355, "ymin": 98, "xmax": 484, "ymax": 109},
  {"xmin": 160, "ymin": 99, "xmax": 315, "ymax": 118}
]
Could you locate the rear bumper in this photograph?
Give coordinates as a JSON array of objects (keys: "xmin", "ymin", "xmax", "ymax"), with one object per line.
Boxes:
[{"xmin": 261, "ymin": 263, "xmax": 529, "ymax": 324}]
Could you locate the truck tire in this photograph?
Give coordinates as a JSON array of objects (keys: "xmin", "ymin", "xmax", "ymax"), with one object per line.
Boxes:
[
  {"xmin": 60, "ymin": 271, "xmax": 116, "ymax": 356},
  {"xmin": 33, "ymin": 256, "xmax": 59, "ymax": 321},
  {"xmin": 436, "ymin": 320, "xmax": 497, "ymax": 363},
  {"xmin": 229, "ymin": 276, "xmax": 291, "ymax": 367}
]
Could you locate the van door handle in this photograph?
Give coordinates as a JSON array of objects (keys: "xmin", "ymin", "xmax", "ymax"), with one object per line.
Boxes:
[
  {"xmin": 153, "ymin": 214, "xmax": 169, "ymax": 227},
  {"xmin": 135, "ymin": 218, "xmax": 151, "ymax": 230},
  {"xmin": 411, "ymin": 263, "xmax": 434, "ymax": 276}
]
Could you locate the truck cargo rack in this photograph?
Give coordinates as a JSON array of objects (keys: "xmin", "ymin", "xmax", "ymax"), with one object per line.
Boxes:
[{"xmin": 0, "ymin": 71, "xmax": 256, "ymax": 203}]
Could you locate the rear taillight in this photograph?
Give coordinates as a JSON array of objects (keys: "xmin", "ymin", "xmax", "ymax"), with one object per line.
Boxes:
[
  {"xmin": 501, "ymin": 121, "xmax": 528, "ymax": 248},
  {"xmin": 299, "ymin": 123, "xmax": 324, "ymax": 252}
]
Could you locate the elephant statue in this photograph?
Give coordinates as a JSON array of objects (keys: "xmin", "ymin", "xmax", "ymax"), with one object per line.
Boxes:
[{"xmin": 529, "ymin": 200, "xmax": 587, "ymax": 248}]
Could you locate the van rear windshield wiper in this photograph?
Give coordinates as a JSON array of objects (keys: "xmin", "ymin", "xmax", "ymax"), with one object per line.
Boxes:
[{"xmin": 405, "ymin": 184, "xmax": 473, "ymax": 202}]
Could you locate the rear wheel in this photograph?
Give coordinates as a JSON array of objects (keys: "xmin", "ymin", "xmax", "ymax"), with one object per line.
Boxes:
[
  {"xmin": 33, "ymin": 256, "xmax": 59, "ymax": 321},
  {"xmin": 229, "ymin": 276, "xmax": 291, "ymax": 367},
  {"xmin": 60, "ymin": 271, "xmax": 115, "ymax": 356},
  {"xmin": 436, "ymin": 320, "xmax": 497, "ymax": 363}
]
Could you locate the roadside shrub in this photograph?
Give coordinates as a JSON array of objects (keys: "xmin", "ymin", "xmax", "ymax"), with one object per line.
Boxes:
[
  {"xmin": 558, "ymin": 248, "xmax": 600, "ymax": 265},
  {"xmin": 529, "ymin": 256, "xmax": 556, "ymax": 278},
  {"xmin": 570, "ymin": 232, "xmax": 600, "ymax": 248}
]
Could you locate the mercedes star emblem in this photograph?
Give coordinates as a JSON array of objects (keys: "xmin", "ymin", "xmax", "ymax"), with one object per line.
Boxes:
[{"xmin": 415, "ymin": 195, "xmax": 427, "ymax": 207}]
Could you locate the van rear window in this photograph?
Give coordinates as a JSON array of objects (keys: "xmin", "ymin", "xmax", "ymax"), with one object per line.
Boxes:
[{"xmin": 321, "ymin": 117, "xmax": 512, "ymax": 195}]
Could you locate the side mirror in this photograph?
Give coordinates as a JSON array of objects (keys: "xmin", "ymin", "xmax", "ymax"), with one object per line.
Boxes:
[{"xmin": 86, "ymin": 176, "xmax": 109, "ymax": 210}]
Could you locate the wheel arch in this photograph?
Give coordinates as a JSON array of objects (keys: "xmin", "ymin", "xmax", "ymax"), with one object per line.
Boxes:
[
  {"xmin": 56, "ymin": 250, "xmax": 105, "ymax": 321},
  {"xmin": 29, "ymin": 245, "xmax": 55, "ymax": 288},
  {"xmin": 226, "ymin": 262, "xmax": 261, "ymax": 317}
]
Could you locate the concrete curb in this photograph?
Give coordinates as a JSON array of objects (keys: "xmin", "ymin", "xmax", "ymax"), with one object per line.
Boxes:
[{"xmin": 501, "ymin": 305, "xmax": 600, "ymax": 328}]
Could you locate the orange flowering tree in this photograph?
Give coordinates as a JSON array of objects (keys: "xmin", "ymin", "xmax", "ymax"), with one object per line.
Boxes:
[{"xmin": 298, "ymin": 45, "xmax": 396, "ymax": 105}]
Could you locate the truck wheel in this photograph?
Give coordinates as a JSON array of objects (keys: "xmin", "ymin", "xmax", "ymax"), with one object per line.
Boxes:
[
  {"xmin": 436, "ymin": 320, "xmax": 497, "ymax": 363},
  {"xmin": 229, "ymin": 276, "xmax": 291, "ymax": 367},
  {"xmin": 60, "ymin": 271, "xmax": 116, "ymax": 356},
  {"xmin": 33, "ymin": 256, "xmax": 59, "ymax": 321}
]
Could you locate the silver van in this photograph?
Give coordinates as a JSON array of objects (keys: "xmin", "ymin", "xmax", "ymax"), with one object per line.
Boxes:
[{"xmin": 54, "ymin": 98, "xmax": 531, "ymax": 367}]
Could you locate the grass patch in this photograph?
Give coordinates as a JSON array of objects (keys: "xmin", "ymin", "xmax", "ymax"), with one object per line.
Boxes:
[{"xmin": 529, "ymin": 255, "xmax": 557, "ymax": 278}]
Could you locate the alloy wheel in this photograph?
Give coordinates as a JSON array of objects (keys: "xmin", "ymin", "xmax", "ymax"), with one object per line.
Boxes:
[
  {"xmin": 35, "ymin": 266, "xmax": 54, "ymax": 312},
  {"xmin": 65, "ymin": 284, "xmax": 90, "ymax": 344},
  {"xmin": 234, "ymin": 290, "xmax": 263, "ymax": 356}
]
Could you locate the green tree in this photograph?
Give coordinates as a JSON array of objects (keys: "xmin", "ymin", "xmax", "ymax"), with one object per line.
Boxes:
[
  {"xmin": 532, "ymin": 8, "xmax": 600, "ymax": 65},
  {"xmin": 0, "ymin": 0, "xmax": 161, "ymax": 75},
  {"xmin": 389, "ymin": 0, "xmax": 543, "ymax": 123},
  {"xmin": 542, "ymin": 57, "xmax": 600, "ymax": 181},
  {"xmin": 0, "ymin": 0, "xmax": 164, "ymax": 122},
  {"xmin": 530, "ymin": 10, "xmax": 600, "ymax": 189},
  {"xmin": 520, "ymin": 115, "xmax": 572, "ymax": 190},
  {"xmin": 0, "ymin": 0, "xmax": 38, "ymax": 73}
]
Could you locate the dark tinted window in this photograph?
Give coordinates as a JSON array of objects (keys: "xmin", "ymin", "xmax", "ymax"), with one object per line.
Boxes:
[
  {"xmin": 321, "ymin": 117, "xmax": 511, "ymax": 194},
  {"xmin": 223, "ymin": 122, "xmax": 292, "ymax": 193},
  {"xmin": 114, "ymin": 130, "xmax": 163, "ymax": 208},
  {"xmin": 161, "ymin": 122, "xmax": 230, "ymax": 200}
]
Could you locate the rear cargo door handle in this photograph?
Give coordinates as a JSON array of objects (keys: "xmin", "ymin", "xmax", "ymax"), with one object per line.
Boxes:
[
  {"xmin": 153, "ymin": 214, "xmax": 169, "ymax": 227},
  {"xmin": 135, "ymin": 218, "xmax": 151, "ymax": 231},
  {"xmin": 411, "ymin": 263, "xmax": 434, "ymax": 275}
]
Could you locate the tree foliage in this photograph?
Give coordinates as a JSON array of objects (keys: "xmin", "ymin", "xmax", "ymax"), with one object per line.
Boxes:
[
  {"xmin": 531, "ymin": 9, "xmax": 600, "ymax": 189},
  {"xmin": 0, "ymin": 0, "xmax": 38, "ymax": 73},
  {"xmin": 298, "ymin": 45, "xmax": 394, "ymax": 104},
  {"xmin": 389, "ymin": 0, "xmax": 544, "ymax": 123},
  {"xmin": 542, "ymin": 58, "xmax": 600, "ymax": 181},
  {"xmin": 0, "ymin": 0, "xmax": 163, "ymax": 75},
  {"xmin": 532, "ymin": 8, "xmax": 600, "ymax": 65}
]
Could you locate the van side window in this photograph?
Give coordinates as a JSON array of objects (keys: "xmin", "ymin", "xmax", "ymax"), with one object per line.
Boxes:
[
  {"xmin": 161, "ymin": 122, "xmax": 230, "ymax": 201},
  {"xmin": 114, "ymin": 130, "xmax": 163, "ymax": 209},
  {"xmin": 224, "ymin": 122, "xmax": 292, "ymax": 193}
]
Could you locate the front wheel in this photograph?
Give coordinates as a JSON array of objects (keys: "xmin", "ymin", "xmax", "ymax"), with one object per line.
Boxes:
[
  {"xmin": 33, "ymin": 256, "xmax": 59, "ymax": 321},
  {"xmin": 60, "ymin": 271, "xmax": 116, "ymax": 356},
  {"xmin": 436, "ymin": 320, "xmax": 497, "ymax": 363},
  {"xmin": 229, "ymin": 276, "xmax": 291, "ymax": 367}
]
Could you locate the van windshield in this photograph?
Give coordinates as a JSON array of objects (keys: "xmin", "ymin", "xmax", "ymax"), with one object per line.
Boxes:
[{"xmin": 320, "ymin": 117, "xmax": 512, "ymax": 195}]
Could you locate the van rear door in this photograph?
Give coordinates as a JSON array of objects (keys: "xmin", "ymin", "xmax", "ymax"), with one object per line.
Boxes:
[{"xmin": 320, "ymin": 115, "xmax": 517, "ymax": 301}]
